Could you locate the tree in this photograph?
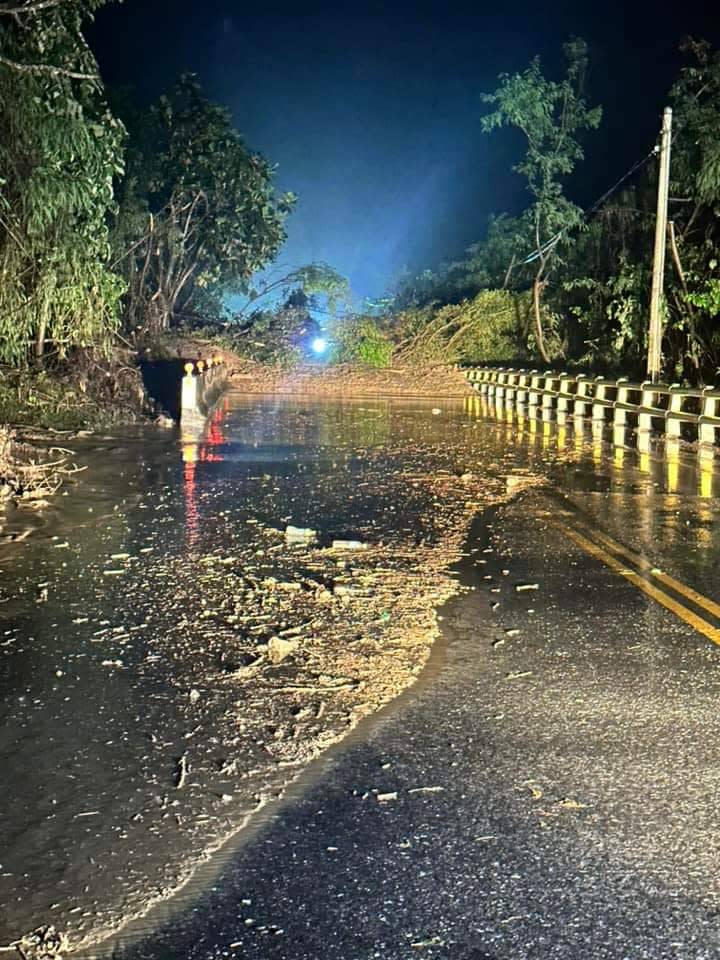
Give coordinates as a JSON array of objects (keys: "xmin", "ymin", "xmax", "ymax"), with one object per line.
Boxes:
[
  {"xmin": 541, "ymin": 181, "xmax": 655, "ymax": 371},
  {"xmin": 0, "ymin": 0, "xmax": 125, "ymax": 362},
  {"xmin": 392, "ymin": 289, "xmax": 529, "ymax": 367},
  {"xmin": 0, "ymin": 0, "xmax": 104, "ymax": 81},
  {"xmin": 444, "ymin": 214, "xmax": 532, "ymax": 298},
  {"xmin": 671, "ymin": 38, "xmax": 720, "ymax": 207},
  {"xmin": 665, "ymin": 38, "xmax": 720, "ymax": 377},
  {"xmin": 233, "ymin": 261, "xmax": 350, "ymax": 321},
  {"xmin": 481, "ymin": 39, "xmax": 602, "ymax": 362},
  {"xmin": 113, "ymin": 76, "xmax": 295, "ymax": 334}
]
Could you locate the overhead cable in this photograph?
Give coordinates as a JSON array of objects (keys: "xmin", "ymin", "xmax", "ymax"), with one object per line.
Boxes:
[{"xmin": 515, "ymin": 142, "xmax": 659, "ymax": 267}]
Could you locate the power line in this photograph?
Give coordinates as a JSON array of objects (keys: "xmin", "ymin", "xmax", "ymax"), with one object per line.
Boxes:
[
  {"xmin": 515, "ymin": 142, "xmax": 659, "ymax": 267},
  {"xmin": 584, "ymin": 146, "xmax": 658, "ymax": 217}
]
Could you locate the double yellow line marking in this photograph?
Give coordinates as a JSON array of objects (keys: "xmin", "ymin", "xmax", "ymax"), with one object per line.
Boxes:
[{"xmin": 554, "ymin": 517, "xmax": 720, "ymax": 646}]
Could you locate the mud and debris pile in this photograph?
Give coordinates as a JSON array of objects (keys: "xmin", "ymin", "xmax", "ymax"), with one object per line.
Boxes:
[
  {"xmin": 159, "ymin": 462, "xmax": 492, "ymax": 765},
  {"xmin": 228, "ymin": 360, "xmax": 474, "ymax": 399},
  {"xmin": 0, "ymin": 427, "xmax": 79, "ymax": 511},
  {"xmin": 159, "ymin": 339, "xmax": 473, "ymax": 399}
]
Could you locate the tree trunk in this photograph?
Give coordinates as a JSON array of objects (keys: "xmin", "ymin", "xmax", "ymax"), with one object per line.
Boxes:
[
  {"xmin": 532, "ymin": 269, "xmax": 551, "ymax": 363},
  {"xmin": 502, "ymin": 254, "xmax": 516, "ymax": 291},
  {"xmin": 35, "ymin": 315, "xmax": 47, "ymax": 361},
  {"xmin": 668, "ymin": 220, "xmax": 701, "ymax": 374},
  {"xmin": 148, "ymin": 291, "xmax": 171, "ymax": 332}
]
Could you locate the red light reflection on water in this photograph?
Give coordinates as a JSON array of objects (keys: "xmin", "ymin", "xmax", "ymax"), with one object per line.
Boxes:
[
  {"xmin": 182, "ymin": 404, "xmax": 227, "ymax": 545},
  {"xmin": 205, "ymin": 405, "xmax": 225, "ymax": 457},
  {"xmin": 183, "ymin": 457, "xmax": 200, "ymax": 546}
]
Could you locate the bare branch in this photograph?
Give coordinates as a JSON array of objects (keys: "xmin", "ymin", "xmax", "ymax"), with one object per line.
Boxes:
[
  {"xmin": 180, "ymin": 190, "xmax": 208, "ymax": 244},
  {"xmin": 502, "ymin": 253, "xmax": 516, "ymax": 290},
  {"xmin": 0, "ymin": 53, "xmax": 99, "ymax": 81},
  {"xmin": 0, "ymin": 0, "xmax": 68, "ymax": 15}
]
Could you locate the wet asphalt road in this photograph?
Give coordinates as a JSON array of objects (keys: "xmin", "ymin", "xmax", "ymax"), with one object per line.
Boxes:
[{"xmin": 108, "ymin": 478, "xmax": 720, "ymax": 960}]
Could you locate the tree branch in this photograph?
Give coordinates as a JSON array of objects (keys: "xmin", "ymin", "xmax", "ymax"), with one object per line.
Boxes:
[
  {"xmin": 0, "ymin": 0, "xmax": 67, "ymax": 14},
  {"xmin": 169, "ymin": 262, "xmax": 198, "ymax": 314},
  {"xmin": 502, "ymin": 253, "xmax": 516, "ymax": 290},
  {"xmin": 181, "ymin": 191, "xmax": 207, "ymax": 243},
  {"xmin": 234, "ymin": 272, "xmax": 304, "ymax": 319},
  {"xmin": 667, "ymin": 221, "xmax": 689, "ymax": 293},
  {"xmin": 0, "ymin": 53, "xmax": 99, "ymax": 81}
]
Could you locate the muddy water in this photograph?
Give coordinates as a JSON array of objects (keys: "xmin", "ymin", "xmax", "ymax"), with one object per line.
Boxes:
[{"xmin": 1, "ymin": 393, "xmax": 717, "ymax": 954}]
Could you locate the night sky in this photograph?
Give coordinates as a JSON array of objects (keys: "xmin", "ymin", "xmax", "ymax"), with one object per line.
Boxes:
[{"xmin": 89, "ymin": 0, "xmax": 720, "ymax": 302}]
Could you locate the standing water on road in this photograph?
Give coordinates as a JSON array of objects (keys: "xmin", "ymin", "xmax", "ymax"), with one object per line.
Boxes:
[{"xmin": 1, "ymin": 393, "xmax": 719, "ymax": 955}]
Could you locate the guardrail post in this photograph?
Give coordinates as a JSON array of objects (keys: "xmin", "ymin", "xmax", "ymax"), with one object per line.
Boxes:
[
  {"xmin": 528, "ymin": 371, "xmax": 545, "ymax": 409},
  {"xmin": 487, "ymin": 368, "xmax": 502, "ymax": 399},
  {"xmin": 196, "ymin": 359, "xmax": 207, "ymax": 410},
  {"xmin": 541, "ymin": 373, "xmax": 559, "ymax": 421},
  {"xmin": 699, "ymin": 389, "xmax": 720, "ymax": 449},
  {"xmin": 505, "ymin": 370, "xmax": 520, "ymax": 408},
  {"xmin": 574, "ymin": 376, "xmax": 593, "ymax": 418},
  {"xmin": 516, "ymin": 371, "xmax": 532, "ymax": 406},
  {"xmin": 181, "ymin": 362, "xmax": 198, "ymax": 417}
]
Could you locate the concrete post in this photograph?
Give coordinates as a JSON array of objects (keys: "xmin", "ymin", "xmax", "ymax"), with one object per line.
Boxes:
[{"xmin": 181, "ymin": 362, "xmax": 198, "ymax": 416}]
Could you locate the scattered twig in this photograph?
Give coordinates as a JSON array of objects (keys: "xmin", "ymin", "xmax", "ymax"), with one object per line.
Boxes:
[
  {"xmin": 256, "ymin": 680, "xmax": 359, "ymax": 692},
  {"xmin": 175, "ymin": 752, "xmax": 189, "ymax": 789},
  {"xmin": 1, "ymin": 926, "xmax": 69, "ymax": 959}
]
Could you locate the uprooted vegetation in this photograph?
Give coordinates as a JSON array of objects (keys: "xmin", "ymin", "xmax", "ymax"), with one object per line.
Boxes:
[
  {"xmin": 170, "ymin": 289, "xmax": 530, "ymax": 374},
  {"xmin": 0, "ymin": 350, "xmax": 150, "ymax": 510},
  {"xmin": 391, "ymin": 289, "xmax": 532, "ymax": 368}
]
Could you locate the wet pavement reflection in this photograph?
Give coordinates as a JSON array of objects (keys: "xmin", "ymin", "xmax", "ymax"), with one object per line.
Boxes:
[{"xmin": 1, "ymin": 392, "xmax": 719, "ymax": 955}]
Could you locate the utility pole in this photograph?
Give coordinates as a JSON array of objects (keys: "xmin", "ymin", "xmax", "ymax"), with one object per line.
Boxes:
[{"xmin": 647, "ymin": 107, "xmax": 672, "ymax": 383}]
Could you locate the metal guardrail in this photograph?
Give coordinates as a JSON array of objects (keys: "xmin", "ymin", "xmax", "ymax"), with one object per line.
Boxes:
[
  {"xmin": 181, "ymin": 357, "xmax": 228, "ymax": 423},
  {"xmin": 464, "ymin": 367, "xmax": 720, "ymax": 451}
]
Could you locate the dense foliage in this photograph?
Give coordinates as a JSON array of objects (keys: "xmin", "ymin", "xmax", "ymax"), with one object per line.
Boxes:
[
  {"xmin": 196, "ymin": 264, "xmax": 351, "ymax": 366},
  {"xmin": 0, "ymin": 0, "xmax": 124, "ymax": 363},
  {"xmin": 329, "ymin": 315, "xmax": 394, "ymax": 368},
  {"xmin": 233, "ymin": 262, "xmax": 350, "ymax": 322},
  {"xmin": 394, "ymin": 291, "xmax": 529, "ymax": 366}
]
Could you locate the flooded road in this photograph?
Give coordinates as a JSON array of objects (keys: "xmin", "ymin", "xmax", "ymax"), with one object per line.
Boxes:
[{"xmin": 1, "ymin": 392, "xmax": 720, "ymax": 957}]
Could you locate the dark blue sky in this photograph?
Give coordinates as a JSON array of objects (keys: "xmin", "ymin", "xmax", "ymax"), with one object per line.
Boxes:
[{"xmin": 90, "ymin": 0, "xmax": 720, "ymax": 301}]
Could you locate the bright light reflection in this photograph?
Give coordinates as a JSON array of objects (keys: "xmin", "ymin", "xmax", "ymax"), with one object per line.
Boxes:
[{"xmin": 311, "ymin": 337, "xmax": 327, "ymax": 355}]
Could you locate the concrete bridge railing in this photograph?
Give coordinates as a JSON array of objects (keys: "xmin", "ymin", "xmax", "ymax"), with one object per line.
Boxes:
[
  {"xmin": 180, "ymin": 357, "xmax": 228, "ymax": 423},
  {"xmin": 464, "ymin": 367, "xmax": 720, "ymax": 452}
]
